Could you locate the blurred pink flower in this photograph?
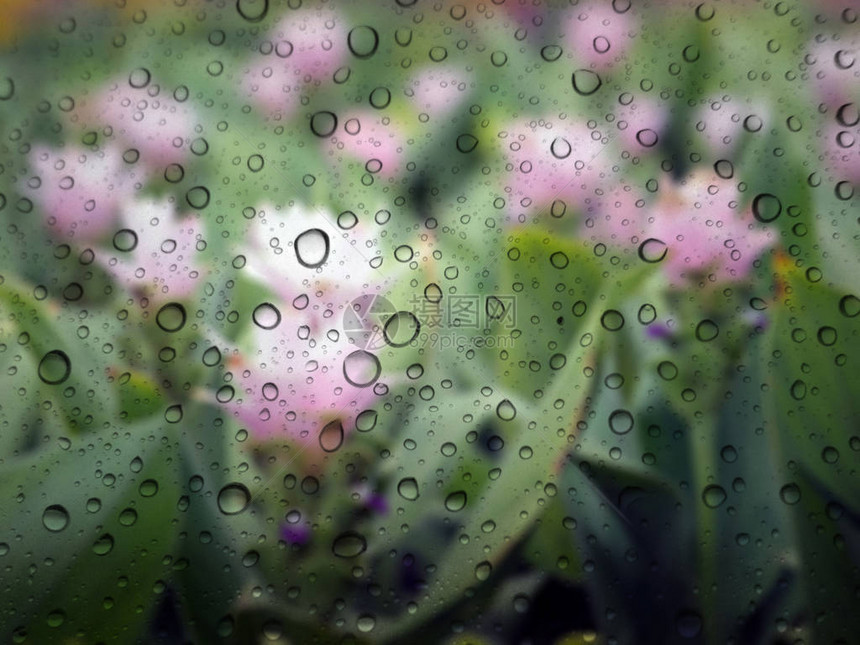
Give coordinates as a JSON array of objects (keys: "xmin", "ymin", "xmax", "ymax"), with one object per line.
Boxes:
[
  {"xmin": 581, "ymin": 182, "xmax": 648, "ymax": 245},
  {"xmin": 823, "ymin": 120, "xmax": 860, "ymax": 183},
  {"xmin": 563, "ymin": 2, "xmax": 636, "ymax": 69},
  {"xmin": 27, "ymin": 143, "xmax": 141, "ymax": 242},
  {"xmin": 807, "ymin": 36, "xmax": 859, "ymax": 110},
  {"xmin": 223, "ymin": 319, "xmax": 380, "ymax": 451},
  {"xmin": 407, "ymin": 65, "xmax": 473, "ymax": 120},
  {"xmin": 74, "ymin": 78, "xmax": 198, "ymax": 168},
  {"xmin": 692, "ymin": 95, "xmax": 770, "ymax": 158},
  {"xmin": 242, "ymin": 8, "xmax": 348, "ymax": 119},
  {"xmin": 615, "ymin": 95, "xmax": 669, "ymax": 153},
  {"xmin": 243, "ymin": 203, "xmax": 386, "ymax": 334},
  {"xmin": 645, "ymin": 171, "xmax": 774, "ymax": 286},
  {"xmin": 333, "ymin": 111, "xmax": 407, "ymax": 178},
  {"xmin": 100, "ymin": 197, "xmax": 202, "ymax": 301},
  {"xmin": 503, "ymin": 118, "xmax": 614, "ymax": 222}
]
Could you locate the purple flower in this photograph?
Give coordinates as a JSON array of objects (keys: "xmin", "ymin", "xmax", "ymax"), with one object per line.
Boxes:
[
  {"xmin": 280, "ymin": 522, "xmax": 311, "ymax": 545},
  {"xmin": 646, "ymin": 322, "xmax": 674, "ymax": 340},
  {"xmin": 365, "ymin": 492, "xmax": 389, "ymax": 515}
]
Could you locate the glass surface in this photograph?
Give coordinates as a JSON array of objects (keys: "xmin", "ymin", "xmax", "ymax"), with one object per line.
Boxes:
[{"xmin": 0, "ymin": 1, "xmax": 858, "ymax": 643}]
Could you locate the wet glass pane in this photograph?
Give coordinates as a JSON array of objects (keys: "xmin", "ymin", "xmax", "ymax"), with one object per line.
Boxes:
[{"xmin": 0, "ymin": 0, "xmax": 858, "ymax": 643}]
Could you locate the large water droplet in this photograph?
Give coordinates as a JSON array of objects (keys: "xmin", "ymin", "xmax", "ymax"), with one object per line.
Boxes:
[
  {"xmin": 217, "ymin": 483, "xmax": 251, "ymax": 515},
  {"xmin": 496, "ymin": 399, "xmax": 517, "ymax": 421},
  {"xmin": 252, "ymin": 302, "xmax": 281, "ymax": 330},
  {"xmin": 332, "ymin": 531, "xmax": 367, "ymax": 557},
  {"xmin": 318, "ymin": 420, "xmax": 345, "ymax": 453},
  {"xmin": 572, "ymin": 69, "xmax": 602, "ymax": 95},
  {"xmin": 444, "ymin": 490, "xmax": 467, "ymax": 512},
  {"xmin": 397, "ymin": 477, "xmax": 419, "ymax": 501},
  {"xmin": 343, "ymin": 350, "xmax": 381, "ymax": 388},
  {"xmin": 38, "ymin": 350, "xmax": 71, "ymax": 385},
  {"xmin": 702, "ymin": 484, "xmax": 727, "ymax": 508},
  {"xmin": 608, "ymin": 409, "xmax": 634, "ymax": 435},
  {"xmin": 294, "ymin": 228, "xmax": 330, "ymax": 268},
  {"xmin": 42, "ymin": 505, "xmax": 70, "ymax": 532}
]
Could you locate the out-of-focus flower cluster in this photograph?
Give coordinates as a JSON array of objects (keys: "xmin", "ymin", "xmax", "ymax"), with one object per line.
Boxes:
[{"xmin": 23, "ymin": 0, "xmax": 857, "ymax": 459}]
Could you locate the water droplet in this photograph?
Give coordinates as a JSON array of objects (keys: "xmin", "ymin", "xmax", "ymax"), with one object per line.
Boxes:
[
  {"xmin": 294, "ymin": 228, "xmax": 330, "ymax": 268},
  {"xmin": 247, "ymin": 154, "xmax": 264, "ymax": 172},
  {"xmin": 252, "ymin": 302, "xmax": 281, "ymax": 330},
  {"xmin": 822, "ymin": 446, "xmax": 840, "ymax": 464},
  {"xmin": 424, "ymin": 283, "xmax": 443, "ymax": 303},
  {"xmin": 185, "ymin": 186, "xmax": 210, "ymax": 209},
  {"xmin": 42, "ymin": 505, "xmax": 69, "ymax": 532},
  {"xmin": 636, "ymin": 129, "xmax": 659, "ymax": 147},
  {"xmin": 789, "ymin": 379, "xmax": 806, "ymax": 401},
  {"xmin": 572, "ymin": 69, "xmax": 602, "ymax": 95},
  {"xmin": 695, "ymin": 319, "xmax": 719, "ymax": 342},
  {"xmin": 608, "ymin": 409, "xmax": 634, "ymax": 435},
  {"xmin": 348, "ymin": 26, "xmax": 379, "ymax": 58},
  {"xmin": 343, "ymin": 350, "xmax": 381, "ymax": 388},
  {"xmin": 444, "ymin": 490, "xmax": 467, "ymax": 512},
  {"xmin": 714, "ymin": 159, "xmax": 734, "ymax": 179},
  {"xmin": 475, "ymin": 560, "xmax": 492, "ymax": 581},
  {"xmin": 383, "ymin": 311, "xmax": 421, "ymax": 347},
  {"xmin": 202, "ymin": 346, "xmax": 222, "ymax": 367},
  {"xmin": 332, "ymin": 531, "xmax": 367, "ymax": 557},
  {"xmin": 112, "ymin": 228, "xmax": 138, "ymax": 252},
  {"xmin": 752, "ymin": 193, "xmax": 781, "ymax": 223},
  {"xmin": 456, "ymin": 134, "xmax": 479, "ymax": 153},
  {"xmin": 318, "ymin": 420, "xmax": 344, "ymax": 453},
  {"xmin": 550, "ymin": 137, "xmax": 571, "ymax": 159},
  {"xmin": 310, "ymin": 111, "xmax": 338, "ymax": 137},
  {"xmin": 601, "ymin": 310, "xmax": 625, "ymax": 331},
  {"xmin": 702, "ymin": 484, "xmax": 727, "ymax": 508},
  {"xmin": 357, "ymin": 614, "xmax": 376, "ymax": 633},
  {"xmin": 550, "ymin": 251, "xmax": 569, "ymax": 269},
  {"xmin": 676, "ymin": 610, "xmax": 703, "ymax": 638},
  {"xmin": 119, "ymin": 508, "xmax": 138, "ymax": 526},
  {"xmin": 397, "ymin": 478, "xmax": 419, "ymax": 501},
  {"xmin": 38, "ymin": 350, "xmax": 71, "ymax": 385},
  {"xmin": 638, "ymin": 238, "xmax": 667, "ymax": 263},
  {"xmin": 236, "ymin": 0, "xmax": 268, "ymax": 23},
  {"xmin": 217, "ymin": 483, "xmax": 251, "ymax": 515},
  {"xmin": 356, "ymin": 409, "xmax": 378, "ymax": 432},
  {"xmin": 164, "ymin": 404, "xmax": 183, "ymax": 423},
  {"xmin": 139, "ymin": 479, "xmax": 159, "ymax": 497},
  {"xmin": 156, "ymin": 303, "xmax": 186, "ymax": 332},
  {"xmin": 779, "ymin": 483, "xmax": 801, "ymax": 505},
  {"xmin": 839, "ymin": 294, "xmax": 860, "ymax": 318},
  {"xmin": 496, "ymin": 399, "xmax": 517, "ymax": 421}
]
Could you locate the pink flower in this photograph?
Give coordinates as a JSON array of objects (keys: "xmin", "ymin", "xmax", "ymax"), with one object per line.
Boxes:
[
  {"xmin": 331, "ymin": 111, "xmax": 407, "ymax": 179},
  {"xmin": 580, "ymin": 182, "xmax": 648, "ymax": 245},
  {"xmin": 502, "ymin": 118, "xmax": 614, "ymax": 223},
  {"xmin": 692, "ymin": 95, "xmax": 770, "ymax": 158},
  {"xmin": 615, "ymin": 95, "xmax": 669, "ymax": 153},
  {"xmin": 645, "ymin": 171, "xmax": 774, "ymax": 286},
  {"xmin": 823, "ymin": 120, "xmax": 860, "ymax": 183},
  {"xmin": 407, "ymin": 65, "xmax": 473, "ymax": 120},
  {"xmin": 223, "ymin": 319, "xmax": 380, "ymax": 451},
  {"xmin": 27, "ymin": 143, "xmax": 141, "ymax": 242},
  {"xmin": 243, "ymin": 203, "xmax": 386, "ymax": 334},
  {"xmin": 242, "ymin": 8, "xmax": 348, "ymax": 119},
  {"xmin": 563, "ymin": 2, "xmax": 636, "ymax": 70},
  {"xmin": 99, "ymin": 197, "xmax": 202, "ymax": 302},
  {"xmin": 807, "ymin": 36, "xmax": 859, "ymax": 110},
  {"xmin": 73, "ymin": 77, "xmax": 198, "ymax": 168}
]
